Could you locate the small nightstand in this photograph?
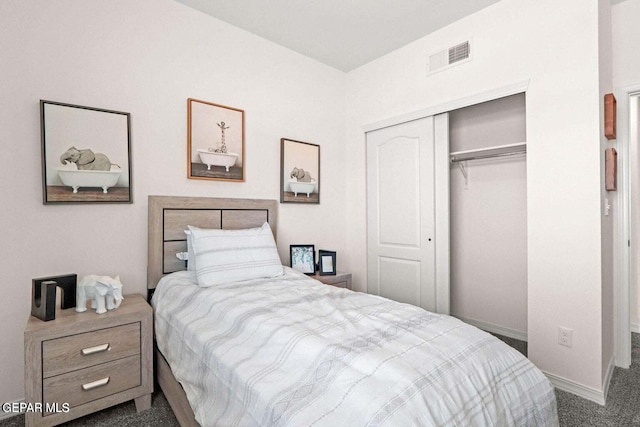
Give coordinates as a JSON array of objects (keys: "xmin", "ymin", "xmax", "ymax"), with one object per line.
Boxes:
[
  {"xmin": 311, "ymin": 271, "xmax": 352, "ymax": 290},
  {"xmin": 24, "ymin": 294, "xmax": 153, "ymax": 427}
]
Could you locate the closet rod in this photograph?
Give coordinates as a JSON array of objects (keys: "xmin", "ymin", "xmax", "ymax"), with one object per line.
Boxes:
[{"xmin": 450, "ymin": 149, "xmax": 526, "ymax": 163}]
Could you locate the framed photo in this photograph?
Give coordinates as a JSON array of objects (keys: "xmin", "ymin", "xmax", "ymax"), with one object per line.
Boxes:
[
  {"xmin": 280, "ymin": 138, "xmax": 319, "ymax": 204},
  {"xmin": 188, "ymin": 98, "xmax": 244, "ymax": 182},
  {"xmin": 318, "ymin": 250, "xmax": 337, "ymax": 276},
  {"xmin": 40, "ymin": 100, "xmax": 132, "ymax": 204},
  {"xmin": 290, "ymin": 244, "xmax": 316, "ymax": 275}
]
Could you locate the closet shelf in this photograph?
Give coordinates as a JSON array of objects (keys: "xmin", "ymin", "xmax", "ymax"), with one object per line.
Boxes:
[{"xmin": 449, "ymin": 142, "xmax": 526, "ymax": 163}]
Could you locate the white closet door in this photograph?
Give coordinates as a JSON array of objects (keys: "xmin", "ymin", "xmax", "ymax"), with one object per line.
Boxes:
[{"xmin": 366, "ymin": 116, "xmax": 448, "ymax": 313}]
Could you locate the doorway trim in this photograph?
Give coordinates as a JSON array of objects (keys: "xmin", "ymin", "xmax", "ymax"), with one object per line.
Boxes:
[
  {"xmin": 363, "ymin": 79, "xmax": 529, "ymax": 316},
  {"xmin": 615, "ymin": 84, "xmax": 640, "ymax": 369},
  {"xmin": 363, "ymin": 80, "xmax": 529, "ymax": 133}
]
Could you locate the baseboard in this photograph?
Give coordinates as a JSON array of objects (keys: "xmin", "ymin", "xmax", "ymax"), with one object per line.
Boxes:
[
  {"xmin": 456, "ymin": 314, "xmax": 614, "ymax": 405},
  {"xmin": 0, "ymin": 399, "xmax": 25, "ymax": 420},
  {"xmin": 544, "ymin": 359, "xmax": 613, "ymax": 407},
  {"xmin": 453, "ymin": 315, "xmax": 528, "ymax": 342},
  {"xmin": 632, "ymin": 322, "xmax": 640, "ymax": 333}
]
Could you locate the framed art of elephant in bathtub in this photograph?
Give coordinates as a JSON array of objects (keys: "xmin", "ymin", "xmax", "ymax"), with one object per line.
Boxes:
[
  {"xmin": 40, "ymin": 100, "xmax": 132, "ymax": 204},
  {"xmin": 280, "ymin": 138, "xmax": 320, "ymax": 204}
]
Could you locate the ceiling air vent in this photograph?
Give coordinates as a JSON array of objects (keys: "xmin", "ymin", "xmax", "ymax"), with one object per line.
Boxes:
[
  {"xmin": 427, "ymin": 39, "xmax": 472, "ymax": 75},
  {"xmin": 449, "ymin": 41, "xmax": 470, "ymax": 64}
]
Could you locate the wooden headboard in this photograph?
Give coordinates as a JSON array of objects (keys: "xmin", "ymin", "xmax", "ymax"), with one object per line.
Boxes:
[{"xmin": 147, "ymin": 196, "xmax": 278, "ymax": 292}]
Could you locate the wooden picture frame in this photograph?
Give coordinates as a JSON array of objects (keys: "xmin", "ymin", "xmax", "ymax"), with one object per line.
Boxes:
[
  {"xmin": 280, "ymin": 138, "xmax": 320, "ymax": 204},
  {"xmin": 187, "ymin": 98, "xmax": 244, "ymax": 182},
  {"xmin": 40, "ymin": 100, "xmax": 132, "ymax": 204},
  {"xmin": 318, "ymin": 250, "xmax": 337, "ymax": 276},
  {"xmin": 605, "ymin": 93, "xmax": 617, "ymax": 140},
  {"xmin": 290, "ymin": 244, "xmax": 316, "ymax": 274},
  {"xmin": 605, "ymin": 147, "xmax": 617, "ymax": 191}
]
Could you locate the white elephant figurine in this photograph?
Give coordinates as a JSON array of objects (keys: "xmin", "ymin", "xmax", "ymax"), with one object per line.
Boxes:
[{"xmin": 76, "ymin": 275, "xmax": 124, "ymax": 314}]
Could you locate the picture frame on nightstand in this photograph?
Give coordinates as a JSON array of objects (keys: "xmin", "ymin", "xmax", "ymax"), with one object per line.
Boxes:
[
  {"xmin": 290, "ymin": 244, "xmax": 316, "ymax": 274},
  {"xmin": 318, "ymin": 250, "xmax": 336, "ymax": 276}
]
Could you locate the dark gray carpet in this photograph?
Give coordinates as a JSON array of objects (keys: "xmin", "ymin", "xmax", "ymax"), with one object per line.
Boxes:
[
  {"xmin": 491, "ymin": 332, "xmax": 640, "ymax": 427},
  {"xmin": 491, "ymin": 333, "xmax": 528, "ymax": 357},
  {"xmin": 2, "ymin": 333, "xmax": 638, "ymax": 426},
  {"xmin": 0, "ymin": 390, "xmax": 179, "ymax": 427},
  {"xmin": 555, "ymin": 333, "xmax": 640, "ymax": 426}
]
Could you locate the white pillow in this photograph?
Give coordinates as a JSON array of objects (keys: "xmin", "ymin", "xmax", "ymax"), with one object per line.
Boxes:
[
  {"xmin": 184, "ymin": 230, "xmax": 196, "ymax": 271},
  {"xmin": 188, "ymin": 222, "xmax": 283, "ymax": 287}
]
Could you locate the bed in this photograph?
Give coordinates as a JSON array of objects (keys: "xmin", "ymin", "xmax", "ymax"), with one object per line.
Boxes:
[{"xmin": 147, "ymin": 196, "xmax": 558, "ymax": 427}]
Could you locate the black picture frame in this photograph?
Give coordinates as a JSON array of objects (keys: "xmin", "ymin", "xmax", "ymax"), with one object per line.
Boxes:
[
  {"xmin": 280, "ymin": 138, "xmax": 320, "ymax": 204},
  {"xmin": 318, "ymin": 250, "xmax": 337, "ymax": 276},
  {"xmin": 290, "ymin": 244, "xmax": 316, "ymax": 274},
  {"xmin": 40, "ymin": 100, "xmax": 132, "ymax": 204}
]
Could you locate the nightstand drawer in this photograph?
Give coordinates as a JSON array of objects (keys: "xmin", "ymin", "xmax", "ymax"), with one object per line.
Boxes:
[
  {"xmin": 43, "ymin": 355, "xmax": 141, "ymax": 411},
  {"xmin": 329, "ymin": 281, "xmax": 348, "ymax": 288},
  {"xmin": 311, "ymin": 272, "xmax": 352, "ymax": 290},
  {"xmin": 43, "ymin": 322, "xmax": 140, "ymax": 378}
]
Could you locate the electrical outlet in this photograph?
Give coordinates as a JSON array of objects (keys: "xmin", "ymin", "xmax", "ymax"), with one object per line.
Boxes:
[{"xmin": 558, "ymin": 327, "xmax": 573, "ymax": 348}]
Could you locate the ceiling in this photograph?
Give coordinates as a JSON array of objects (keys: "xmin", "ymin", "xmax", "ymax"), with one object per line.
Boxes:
[{"xmin": 174, "ymin": 0, "xmax": 501, "ymax": 72}]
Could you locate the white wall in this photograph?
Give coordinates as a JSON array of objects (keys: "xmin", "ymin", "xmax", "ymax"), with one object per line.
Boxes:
[
  {"xmin": 598, "ymin": 0, "xmax": 615, "ymax": 383},
  {"xmin": 346, "ymin": 0, "xmax": 609, "ymax": 395},
  {"xmin": 612, "ymin": 0, "xmax": 640, "ymax": 332},
  {"xmin": 0, "ymin": 0, "xmax": 347, "ymax": 404},
  {"xmin": 612, "ymin": 0, "xmax": 640, "ymax": 90}
]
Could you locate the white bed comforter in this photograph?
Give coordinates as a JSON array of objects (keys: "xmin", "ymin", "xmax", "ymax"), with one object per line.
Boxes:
[{"xmin": 152, "ymin": 268, "xmax": 558, "ymax": 427}]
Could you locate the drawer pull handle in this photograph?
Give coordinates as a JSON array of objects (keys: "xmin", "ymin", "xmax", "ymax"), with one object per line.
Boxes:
[
  {"xmin": 81, "ymin": 343, "xmax": 111, "ymax": 355},
  {"xmin": 82, "ymin": 377, "xmax": 110, "ymax": 391}
]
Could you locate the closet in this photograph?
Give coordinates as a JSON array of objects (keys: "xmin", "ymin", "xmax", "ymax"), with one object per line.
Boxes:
[
  {"xmin": 449, "ymin": 93, "xmax": 527, "ymax": 339},
  {"xmin": 365, "ymin": 91, "xmax": 526, "ymax": 336}
]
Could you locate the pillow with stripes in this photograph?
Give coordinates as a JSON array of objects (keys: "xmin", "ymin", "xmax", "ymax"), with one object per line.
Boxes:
[{"xmin": 188, "ymin": 222, "xmax": 283, "ymax": 287}]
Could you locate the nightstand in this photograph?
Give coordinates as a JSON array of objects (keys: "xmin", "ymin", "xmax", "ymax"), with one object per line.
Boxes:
[
  {"xmin": 311, "ymin": 271, "xmax": 352, "ymax": 290},
  {"xmin": 24, "ymin": 294, "xmax": 153, "ymax": 427}
]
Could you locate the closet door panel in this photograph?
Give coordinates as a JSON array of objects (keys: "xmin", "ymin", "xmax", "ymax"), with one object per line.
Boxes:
[
  {"xmin": 366, "ymin": 116, "xmax": 437, "ymax": 312},
  {"xmin": 378, "ymin": 257, "xmax": 421, "ymax": 305},
  {"xmin": 377, "ymin": 137, "xmax": 420, "ymax": 247}
]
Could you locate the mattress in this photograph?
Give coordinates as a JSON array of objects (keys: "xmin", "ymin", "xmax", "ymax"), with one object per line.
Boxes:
[{"xmin": 152, "ymin": 267, "xmax": 558, "ymax": 427}]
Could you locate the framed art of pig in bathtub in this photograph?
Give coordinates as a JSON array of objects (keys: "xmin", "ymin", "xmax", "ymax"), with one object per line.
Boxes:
[
  {"xmin": 40, "ymin": 100, "xmax": 132, "ymax": 204},
  {"xmin": 280, "ymin": 138, "xmax": 320, "ymax": 204},
  {"xmin": 187, "ymin": 98, "xmax": 245, "ymax": 182}
]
